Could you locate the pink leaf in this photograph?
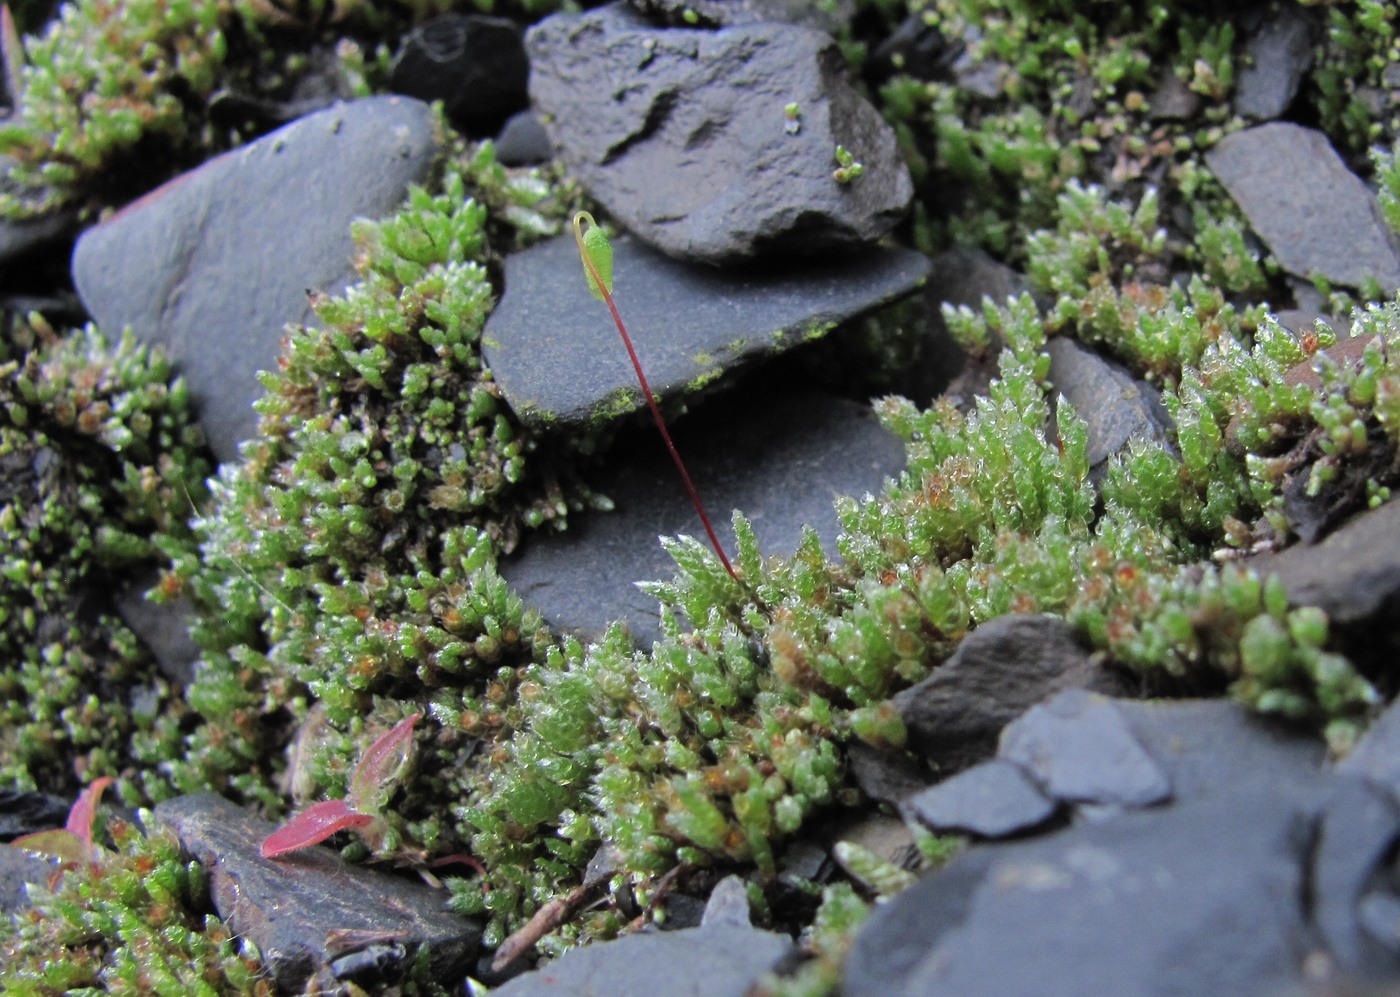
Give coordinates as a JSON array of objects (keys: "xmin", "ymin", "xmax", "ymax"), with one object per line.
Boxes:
[
  {"xmin": 65, "ymin": 776, "xmax": 114, "ymax": 849},
  {"xmin": 12, "ymin": 776, "xmax": 114, "ymax": 867},
  {"xmin": 261, "ymin": 799, "xmax": 376, "ymax": 859},
  {"xmin": 347, "ymin": 712, "xmax": 421, "ymax": 815},
  {"xmin": 10, "ymin": 828, "xmax": 86, "ymax": 866}
]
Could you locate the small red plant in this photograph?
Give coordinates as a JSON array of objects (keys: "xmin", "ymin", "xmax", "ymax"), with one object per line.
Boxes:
[
  {"xmin": 261, "ymin": 712, "xmax": 421, "ymax": 859},
  {"xmin": 573, "ymin": 211, "xmax": 737, "ymax": 580},
  {"xmin": 12, "ymin": 776, "xmax": 114, "ymax": 885}
]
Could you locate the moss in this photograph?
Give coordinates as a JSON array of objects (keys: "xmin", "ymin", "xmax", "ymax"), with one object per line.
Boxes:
[
  {"xmin": 0, "ymin": 321, "xmax": 209, "ymax": 802},
  {"xmin": 10, "ymin": 1, "xmax": 1400, "ymax": 990},
  {"xmin": 0, "ymin": 811, "xmax": 271, "ymax": 994}
]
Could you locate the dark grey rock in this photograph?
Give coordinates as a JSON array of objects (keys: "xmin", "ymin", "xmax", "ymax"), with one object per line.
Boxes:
[
  {"xmin": 915, "ymin": 247, "xmax": 1029, "ymax": 404},
  {"xmin": 906, "ymin": 759, "xmax": 1058, "ymax": 838},
  {"xmin": 500, "ymin": 392, "xmax": 906, "ymax": 644},
  {"xmin": 526, "ymin": 6, "xmax": 912, "ymax": 264},
  {"xmin": 494, "ymin": 110, "xmax": 553, "ymax": 167},
  {"xmin": 700, "ymin": 874, "xmax": 752, "ymax": 928},
  {"xmin": 1047, "ymin": 336, "xmax": 1174, "ymax": 482},
  {"xmin": 1116, "ymin": 698, "xmax": 1326, "ymax": 804},
  {"xmin": 845, "ymin": 740, "xmax": 934, "ymax": 807},
  {"xmin": 999, "ymin": 690, "xmax": 1172, "ymax": 809},
  {"xmin": 844, "ymin": 788, "xmax": 1312, "ymax": 997},
  {"xmin": 0, "ymin": 204, "xmax": 77, "ymax": 271},
  {"xmin": 868, "ymin": 11, "xmax": 955, "ymax": 83},
  {"xmin": 153, "ymin": 793, "xmax": 478, "ymax": 994},
  {"xmin": 482, "ymin": 231, "xmax": 929, "ymax": 428},
  {"xmin": 114, "ymin": 567, "xmax": 201, "ymax": 686},
  {"xmin": 390, "ymin": 15, "xmax": 528, "ymax": 137},
  {"xmin": 72, "ymin": 96, "xmax": 441, "ymax": 463},
  {"xmin": 892, "ymin": 614, "xmax": 1127, "ymax": 772},
  {"xmin": 0, "ymin": 789, "xmax": 71, "ymax": 841},
  {"xmin": 1254, "ymin": 497, "xmax": 1400, "ymax": 625},
  {"xmin": 627, "ymin": 0, "xmax": 849, "ymax": 33},
  {"xmin": 0, "ymin": 843, "xmax": 55, "ymax": 915},
  {"xmin": 491, "ymin": 923, "xmax": 792, "ymax": 997},
  {"xmin": 1339, "ymin": 696, "xmax": 1400, "ymax": 804},
  {"xmin": 1234, "ymin": 4, "xmax": 1317, "ymax": 120},
  {"xmin": 1205, "ymin": 123, "xmax": 1400, "ymax": 292},
  {"xmin": 1312, "ymin": 778, "xmax": 1400, "ymax": 972}
]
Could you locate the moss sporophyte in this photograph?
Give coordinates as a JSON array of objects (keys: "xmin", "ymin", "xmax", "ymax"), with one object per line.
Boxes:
[{"xmin": 572, "ymin": 211, "xmax": 737, "ymax": 580}]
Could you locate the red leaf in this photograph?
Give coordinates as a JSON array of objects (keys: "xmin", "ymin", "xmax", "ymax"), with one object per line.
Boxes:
[
  {"xmin": 260, "ymin": 799, "xmax": 376, "ymax": 859},
  {"xmin": 347, "ymin": 712, "xmax": 421, "ymax": 814}
]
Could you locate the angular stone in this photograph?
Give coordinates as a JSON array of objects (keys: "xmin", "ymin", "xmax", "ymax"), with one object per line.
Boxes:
[
  {"xmin": 483, "ymin": 231, "xmax": 928, "ymax": 428},
  {"xmin": 1234, "ymin": 4, "xmax": 1317, "ymax": 121},
  {"xmin": 72, "ymin": 96, "xmax": 441, "ymax": 463},
  {"xmin": 526, "ymin": 6, "xmax": 911, "ymax": 264},
  {"xmin": 153, "ymin": 793, "xmax": 478, "ymax": 994},
  {"xmin": 499, "ymin": 392, "xmax": 905, "ymax": 645},
  {"xmin": 892, "ymin": 614, "xmax": 1127, "ymax": 772},
  {"xmin": 1312, "ymin": 778, "xmax": 1400, "ymax": 972},
  {"xmin": 1205, "ymin": 123, "xmax": 1400, "ymax": 292},
  {"xmin": 906, "ymin": 759, "xmax": 1057, "ymax": 839},
  {"xmin": 1340, "ymin": 697, "xmax": 1400, "ymax": 810},
  {"xmin": 999, "ymin": 690, "xmax": 1171, "ymax": 809},
  {"xmin": 491, "ymin": 923, "xmax": 792, "ymax": 997},
  {"xmin": 700, "ymin": 874, "xmax": 753, "ymax": 928},
  {"xmin": 844, "ymin": 789, "xmax": 1313, "ymax": 997},
  {"xmin": 1047, "ymin": 336, "xmax": 1174, "ymax": 482}
]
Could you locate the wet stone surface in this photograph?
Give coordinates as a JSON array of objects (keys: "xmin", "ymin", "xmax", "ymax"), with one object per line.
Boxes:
[
  {"xmin": 153, "ymin": 793, "xmax": 479, "ymax": 994},
  {"xmin": 72, "ymin": 96, "xmax": 441, "ymax": 463},
  {"xmin": 1206, "ymin": 122, "xmax": 1400, "ymax": 293},
  {"xmin": 482, "ymin": 231, "xmax": 930, "ymax": 429},
  {"xmin": 500, "ymin": 392, "xmax": 906, "ymax": 645}
]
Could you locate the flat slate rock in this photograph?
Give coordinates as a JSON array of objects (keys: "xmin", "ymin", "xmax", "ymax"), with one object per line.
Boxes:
[
  {"xmin": 492, "ymin": 923, "xmax": 792, "ymax": 997},
  {"xmin": 1205, "ymin": 123, "xmax": 1400, "ymax": 292},
  {"xmin": 500, "ymin": 392, "xmax": 905, "ymax": 645},
  {"xmin": 905, "ymin": 759, "xmax": 1058, "ymax": 838},
  {"xmin": 482, "ymin": 231, "xmax": 929, "ymax": 428},
  {"xmin": 526, "ymin": 5, "xmax": 911, "ymax": 264},
  {"xmin": 72, "ymin": 96, "xmax": 441, "ymax": 463},
  {"xmin": 153, "ymin": 793, "xmax": 478, "ymax": 994},
  {"xmin": 999, "ymin": 689, "xmax": 1172, "ymax": 809},
  {"xmin": 844, "ymin": 789, "xmax": 1312, "ymax": 997}
]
